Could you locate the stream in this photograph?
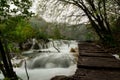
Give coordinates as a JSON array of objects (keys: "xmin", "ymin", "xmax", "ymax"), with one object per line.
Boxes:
[{"xmin": 0, "ymin": 40, "xmax": 78, "ymax": 80}]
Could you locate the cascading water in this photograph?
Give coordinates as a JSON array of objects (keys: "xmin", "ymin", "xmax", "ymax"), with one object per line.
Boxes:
[
  {"xmin": 0, "ymin": 40, "xmax": 78, "ymax": 80},
  {"xmin": 22, "ymin": 39, "xmax": 77, "ymax": 68},
  {"xmin": 26, "ymin": 53, "xmax": 75, "ymax": 69}
]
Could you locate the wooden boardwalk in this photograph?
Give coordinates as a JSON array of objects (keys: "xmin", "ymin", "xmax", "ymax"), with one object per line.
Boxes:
[
  {"xmin": 51, "ymin": 42, "xmax": 120, "ymax": 80},
  {"xmin": 72, "ymin": 42, "xmax": 120, "ymax": 80}
]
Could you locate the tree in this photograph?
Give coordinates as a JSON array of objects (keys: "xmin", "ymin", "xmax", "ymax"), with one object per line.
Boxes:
[
  {"xmin": 37, "ymin": 0, "xmax": 84, "ymax": 24},
  {"xmin": 0, "ymin": 0, "xmax": 33, "ymax": 79},
  {"xmin": 114, "ymin": 0, "xmax": 120, "ymax": 6},
  {"xmin": 58, "ymin": 0, "xmax": 118, "ymax": 45}
]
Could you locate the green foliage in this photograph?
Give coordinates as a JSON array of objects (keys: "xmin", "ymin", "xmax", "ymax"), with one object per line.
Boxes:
[
  {"xmin": 85, "ymin": 32, "xmax": 93, "ymax": 41},
  {"xmin": 30, "ymin": 16, "xmax": 98, "ymax": 40},
  {"xmin": 30, "ymin": 17, "xmax": 64, "ymax": 39},
  {"xmin": 3, "ymin": 77, "xmax": 20, "ymax": 80},
  {"xmin": 0, "ymin": 17, "xmax": 36, "ymax": 43},
  {"xmin": 35, "ymin": 31, "xmax": 48, "ymax": 40},
  {"xmin": 103, "ymin": 34, "xmax": 117, "ymax": 47},
  {"xmin": 3, "ymin": 78, "xmax": 10, "ymax": 80},
  {"xmin": 0, "ymin": 0, "xmax": 33, "ymax": 79},
  {"xmin": 111, "ymin": 17, "xmax": 120, "ymax": 32},
  {"xmin": 0, "ymin": 0, "xmax": 33, "ymax": 20},
  {"xmin": 52, "ymin": 26, "xmax": 62, "ymax": 39},
  {"xmin": 14, "ymin": 19, "xmax": 36, "ymax": 43},
  {"xmin": 7, "ymin": 43, "xmax": 20, "ymax": 53}
]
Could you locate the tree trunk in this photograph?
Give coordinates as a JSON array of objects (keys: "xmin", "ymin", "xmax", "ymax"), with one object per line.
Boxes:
[
  {"xmin": 0, "ymin": 39, "xmax": 18, "ymax": 79},
  {"xmin": 59, "ymin": 0, "xmax": 115, "ymax": 46},
  {"xmin": 0, "ymin": 62, "xmax": 7, "ymax": 77}
]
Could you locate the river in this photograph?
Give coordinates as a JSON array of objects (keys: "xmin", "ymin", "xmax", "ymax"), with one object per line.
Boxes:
[{"xmin": 0, "ymin": 40, "xmax": 78, "ymax": 80}]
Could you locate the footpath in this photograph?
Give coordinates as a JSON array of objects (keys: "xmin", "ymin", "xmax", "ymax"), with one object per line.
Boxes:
[{"xmin": 51, "ymin": 42, "xmax": 120, "ymax": 80}]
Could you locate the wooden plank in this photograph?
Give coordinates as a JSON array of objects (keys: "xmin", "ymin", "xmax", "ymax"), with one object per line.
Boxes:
[
  {"xmin": 74, "ymin": 68, "xmax": 120, "ymax": 80},
  {"xmin": 78, "ymin": 56, "xmax": 120, "ymax": 69},
  {"xmin": 79, "ymin": 50, "xmax": 109, "ymax": 53},
  {"xmin": 84, "ymin": 51, "xmax": 108, "ymax": 53},
  {"xmin": 78, "ymin": 46, "xmax": 103, "ymax": 50},
  {"xmin": 80, "ymin": 52, "xmax": 113, "ymax": 58},
  {"xmin": 78, "ymin": 43, "xmax": 104, "ymax": 51},
  {"xmin": 78, "ymin": 43, "xmax": 101, "ymax": 48}
]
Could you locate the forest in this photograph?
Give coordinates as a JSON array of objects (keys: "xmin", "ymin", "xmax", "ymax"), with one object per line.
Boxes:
[{"xmin": 0, "ymin": 0, "xmax": 120, "ymax": 80}]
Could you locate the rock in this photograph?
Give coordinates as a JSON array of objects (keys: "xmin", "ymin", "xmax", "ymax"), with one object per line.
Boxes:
[
  {"xmin": 33, "ymin": 43, "xmax": 39, "ymax": 49},
  {"xmin": 19, "ymin": 41, "xmax": 32, "ymax": 51},
  {"xmin": 51, "ymin": 75, "xmax": 71, "ymax": 80},
  {"xmin": 23, "ymin": 43, "xmax": 32, "ymax": 50},
  {"xmin": 70, "ymin": 47, "xmax": 78, "ymax": 53},
  {"xmin": 70, "ymin": 47, "xmax": 79, "ymax": 62},
  {"xmin": 70, "ymin": 48, "xmax": 76, "ymax": 52}
]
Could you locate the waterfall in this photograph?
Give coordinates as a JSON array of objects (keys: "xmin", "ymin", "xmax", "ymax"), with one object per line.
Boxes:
[
  {"xmin": 30, "ymin": 38, "xmax": 49, "ymax": 50},
  {"xmin": 30, "ymin": 38, "xmax": 38, "ymax": 49},
  {"xmin": 22, "ymin": 40, "xmax": 77, "ymax": 69},
  {"xmin": 26, "ymin": 53, "xmax": 75, "ymax": 69},
  {"xmin": 0, "ymin": 40, "xmax": 78, "ymax": 80},
  {"xmin": 22, "ymin": 40, "xmax": 78, "ymax": 69}
]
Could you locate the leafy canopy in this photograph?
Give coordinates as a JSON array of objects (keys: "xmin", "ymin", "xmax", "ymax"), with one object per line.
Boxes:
[
  {"xmin": 0, "ymin": 0, "xmax": 35, "ymax": 43},
  {"xmin": 0, "ymin": 0, "xmax": 33, "ymax": 20}
]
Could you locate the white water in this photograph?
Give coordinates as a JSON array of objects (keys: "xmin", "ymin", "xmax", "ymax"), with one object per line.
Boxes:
[
  {"xmin": 113, "ymin": 54, "xmax": 120, "ymax": 60},
  {"xmin": 0, "ymin": 40, "xmax": 78, "ymax": 80},
  {"xmin": 14, "ymin": 65, "xmax": 76, "ymax": 80},
  {"xmin": 0, "ymin": 65, "xmax": 76, "ymax": 80}
]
